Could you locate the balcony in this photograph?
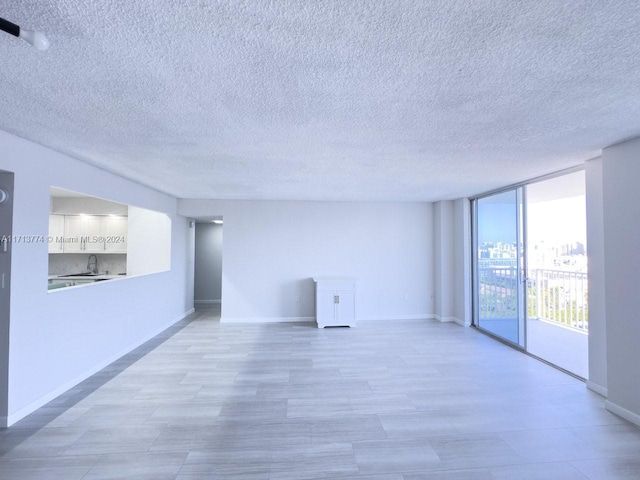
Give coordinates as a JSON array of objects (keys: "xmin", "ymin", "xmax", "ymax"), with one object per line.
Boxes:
[{"xmin": 478, "ymin": 267, "xmax": 588, "ymax": 378}]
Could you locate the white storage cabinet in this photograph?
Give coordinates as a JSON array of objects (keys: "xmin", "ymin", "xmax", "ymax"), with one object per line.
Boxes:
[
  {"xmin": 314, "ymin": 277, "xmax": 356, "ymax": 328},
  {"xmin": 48, "ymin": 214, "xmax": 65, "ymax": 253},
  {"xmin": 63, "ymin": 215, "xmax": 104, "ymax": 253},
  {"xmin": 52, "ymin": 214, "xmax": 128, "ymax": 253},
  {"xmin": 103, "ymin": 215, "xmax": 128, "ymax": 253}
]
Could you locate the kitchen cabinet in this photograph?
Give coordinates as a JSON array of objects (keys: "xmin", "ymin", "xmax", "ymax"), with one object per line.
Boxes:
[
  {"xmin": 57, "ymin": 215, "xmax": 127, "ymax": 253},
  {"xmin": 64, "ymin": 215, "xmax": 104, "ymax": 253},
  {"xmin": 103, "ymin": 215, "xmax": 127, "ymax": 253},
  {"xmin": 48, "ymin": 214, "xmax": 65, "ymax": 253},
  {"xmin": 314, "ymin": 277, "xmax": 356, "ymax": 328}
]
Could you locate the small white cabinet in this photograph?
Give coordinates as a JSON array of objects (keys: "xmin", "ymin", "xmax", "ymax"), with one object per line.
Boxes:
[
  {"xmin": 314, "ymin": 277, "xmax": 356, "ymax": 328},
  {"xmin": 48, "ymin": 214, "xmax": 65, "ymax": 253}
]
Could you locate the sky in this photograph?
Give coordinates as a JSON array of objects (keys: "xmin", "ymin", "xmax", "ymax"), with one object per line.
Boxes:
[{"xmin": 477, "ymin": 190, "xmax": 586, "ymax": 247}]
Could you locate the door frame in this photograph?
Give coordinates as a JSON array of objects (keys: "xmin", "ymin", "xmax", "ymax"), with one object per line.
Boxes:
[
  {"xmin": 471, "ymin": 186, "xmax": 527, "ymax": 349},
  {"xmin": 470, "ymin": 165, "xmax": 587, "ymax": 357}
]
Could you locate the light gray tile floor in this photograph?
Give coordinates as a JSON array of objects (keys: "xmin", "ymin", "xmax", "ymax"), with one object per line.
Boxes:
[{"xmin": 1, "ymin": 305, "xmax": 638, "ymax": 479}]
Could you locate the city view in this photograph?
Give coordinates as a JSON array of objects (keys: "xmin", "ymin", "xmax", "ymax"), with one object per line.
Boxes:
[{"xmin": 478, "ymin": 238, "xmax": 588, "ymax": 333}]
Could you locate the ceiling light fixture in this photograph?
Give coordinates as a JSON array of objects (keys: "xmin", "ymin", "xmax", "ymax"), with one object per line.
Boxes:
[{"xmin": 0, "ymin": 16, "xmax": 49, "ymax": 50}]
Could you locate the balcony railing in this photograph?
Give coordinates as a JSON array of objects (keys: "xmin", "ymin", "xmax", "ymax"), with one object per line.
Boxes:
[
  {"xmin": 530, "ymin": 269, "xmax": 588, "ymax": 332},
  {"xmin": 478, "ymin": 267, "xmax": 588, "ymax": 333}
]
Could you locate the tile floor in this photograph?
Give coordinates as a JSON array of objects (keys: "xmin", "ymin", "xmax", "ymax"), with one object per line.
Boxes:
[{"xmin": 1, "ymin": 306, "xmax": 639, "ymax": 479}]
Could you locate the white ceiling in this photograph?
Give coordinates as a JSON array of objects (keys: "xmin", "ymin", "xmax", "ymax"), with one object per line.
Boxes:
[{"xmin": 1, "ymin": 1, "xmax": 640, "ymax": 202}]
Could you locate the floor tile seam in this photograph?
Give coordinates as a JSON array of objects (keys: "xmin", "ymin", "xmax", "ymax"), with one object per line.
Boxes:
[
  {"xmin": 568, "ymin": 451, "xmax": 640, "ymax": 464},
  {"xmin": 351, "ymin": 429, "xmax": 519, "ymax": 447},
  {"xmin": 76, "ymin": 453, "xmax": 109, "ymax": 480},
  {"xmin": 567, "ymin": 452, "xmax": 640, "ymax": 474},
  {"xmin": 79, "ymin": 452, "xmax": 188, "ymax": 480},
  {"xmin": 0, "ymin": 451, "xmax": 104, "ymax": 466},
  {"xmin": 497, "ymin": 433, "xmax": 628, "ymax": 459},
  {"xmin": 399, "ymin": 460, "xmax": 591, "ymax": 478}
]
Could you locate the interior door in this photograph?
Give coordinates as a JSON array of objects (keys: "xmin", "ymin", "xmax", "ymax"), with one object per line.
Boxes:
[
  {"xmin": 0, "ymin": 171, "xmax": 14, "ymax": 425},
  {"xmin": 473, "ymin": 188, "xmax": 526, "ymax": 347}
]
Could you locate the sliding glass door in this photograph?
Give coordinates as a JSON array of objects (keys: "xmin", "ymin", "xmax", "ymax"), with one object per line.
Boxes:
[
  {"xmin": 525, "ymin": 171, "xmax": 588, "ymax": 377},
  {"xmin": 473, "ymin": 188, "xmax": 526, "ymax": 347},
  {"xmin": 472, "ymin": 171, "xmax": 588, "ymax": 378}
]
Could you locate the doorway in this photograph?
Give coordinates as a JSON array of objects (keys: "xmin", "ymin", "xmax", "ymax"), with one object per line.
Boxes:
[
  {"xmin": 472, "ymin": 170, "xmax": 588, "ymax": 378},
  {"xmin": 193, "ymin": 218, "xmax": 223, "ymax": 318},
  {"xmin": 0, "ymin": 170, "xmax": 14, "ymax": 426}
]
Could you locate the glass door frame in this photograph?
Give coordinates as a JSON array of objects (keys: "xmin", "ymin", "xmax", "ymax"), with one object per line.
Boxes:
[
  {"xmin": 471, "ymin": 165, "xmax": 586, "ymax": 354},
  {"xmin": 471, "ymin": 185, "xmax": 528, "ymax": 350}
]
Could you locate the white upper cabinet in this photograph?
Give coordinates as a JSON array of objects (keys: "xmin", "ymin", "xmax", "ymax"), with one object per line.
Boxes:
[
  {"xmin": 48, "ymin": 214, "xmax": 65, "ymax": 253},
  {"xmin": 63, "ymin": 215, "xmax": 102, "ymax": 252},
  {"xmin": 57, "ymin": 215, "xmax": 127, "ymax": 253},
  {"xmin": 103, "ymin": 216, "xmax": 128, "ymax": 253}
]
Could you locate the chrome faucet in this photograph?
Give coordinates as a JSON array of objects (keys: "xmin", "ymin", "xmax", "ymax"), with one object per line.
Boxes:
[{"xmin": 87, "ymin": 254, "xmax": 98, "ymax": 274}]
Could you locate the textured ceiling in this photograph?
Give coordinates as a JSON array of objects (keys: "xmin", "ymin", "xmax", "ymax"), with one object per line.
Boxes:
[{"xmin": 1, "ymin": 1, "xmax": 640, "ymax": 201}]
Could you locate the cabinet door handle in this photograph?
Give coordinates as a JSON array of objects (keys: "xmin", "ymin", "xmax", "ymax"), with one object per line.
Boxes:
[{"xmin": 334, "ymin": 295, "xmax": 339, "ymax": 304}]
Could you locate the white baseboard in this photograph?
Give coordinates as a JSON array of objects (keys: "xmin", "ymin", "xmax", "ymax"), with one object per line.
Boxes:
[
  {"xmin": 221, "ymin": 316, "xmax": 315, "ymax": 324},
  {"xmin": 359, "ymin": 314, "xmax": 435, "ymax": 322},
  {"xmin": 433, "ymin": 314, "xmax": 469, "ymax": 327},
  {"xmin": 586, "ymin": 380, "xmax": 608, "ymax": 398},
  {"xmin": 605, "ymin": 400, "xmax": 640, "ymax": 427},
  {"xmin": 195, "ymin": 299, "xmax": 221, "ymax": 305},
  {"xmin": 221, "ymin": 315, "xmax": 437, "ymax": 325},
  {"xmin": 5, "ymin": 308, "xmax": 195, "ymax": 427}
]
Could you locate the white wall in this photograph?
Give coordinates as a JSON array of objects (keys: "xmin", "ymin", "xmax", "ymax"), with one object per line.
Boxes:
[
  {"xmin": 585, "ymin": 157, "xmax": 607, "ymax": 396},
  {"xmin": 433, "ymin": 200, "xmax": 471, "ymax": 326},
  {"xmin": 453, "ymin": 199, "xmax": 471, "ymax": 326},
  {"xmin": 601, "ymin": 138, "xmax": 640, "ymax": 425},
  {"xmin": 0, "ymin": 130, "xmax": 193, "ymax": 426},
  {"xmin": 50, "ymin": 195, "xmax": 127, "ymax": 215},
  {"xmin": 433, "ymin": 201, "xmax": 454, "ymax": 322},
  {"xmin": 127, "ymin": 206, "xmax": 172, "ymax": 276},
  {"xmin": 179, "ymin": 200, "xmax": 434, "ymax": 323},
  {"xmin": 194, "ymin": 223, "xmax": 223, "ymax": 303}
]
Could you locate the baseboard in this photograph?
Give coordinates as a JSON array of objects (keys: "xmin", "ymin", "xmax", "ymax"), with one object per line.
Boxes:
[
  {"xmin": 433, "ymin": 314, "xmax": 469, "ymax": 326},
  {"xmin": 195, "ymin": 299, "xmax": 221, "ymax": 305},
  {"xmin": 220, "ymin": 316, "xmax": 315, "ymax": 324},
  {"xmin": 359, "ymin": 314, "xmax": 435, "ymax": 322},
  {"xmin": 586, "ymin": 380, "xmax": 608, "ymax": 398},
  {"xmin": 605, "ymin": 400, "xmax": 640, "ymax": 427},
  {"xmin": 6, "ymin": 307, "xmax": 195, "ymax": 427}
]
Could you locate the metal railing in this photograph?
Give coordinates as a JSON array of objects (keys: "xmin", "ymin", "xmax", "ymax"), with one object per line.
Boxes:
[
  {"xmin": 478, "ymin": 267, "xmax": 588, "ymax": 333},
  {"xmin": 531, "ymin": 269, "xmax": 588, "ymax": 332},
  {"xmin": 478, "ymin": 266, "xmax": 519, "ymax": 319}
]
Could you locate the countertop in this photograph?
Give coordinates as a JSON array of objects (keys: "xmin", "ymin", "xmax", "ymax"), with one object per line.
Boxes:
[{"xmin": 48, "ymin": 274, "xmax": 125, "ymax": 281}]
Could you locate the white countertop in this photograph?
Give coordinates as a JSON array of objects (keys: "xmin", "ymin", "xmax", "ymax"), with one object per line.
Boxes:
[{"xmin": 49, "ymin": 274, "xmax": 125, "ymax": 281}]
